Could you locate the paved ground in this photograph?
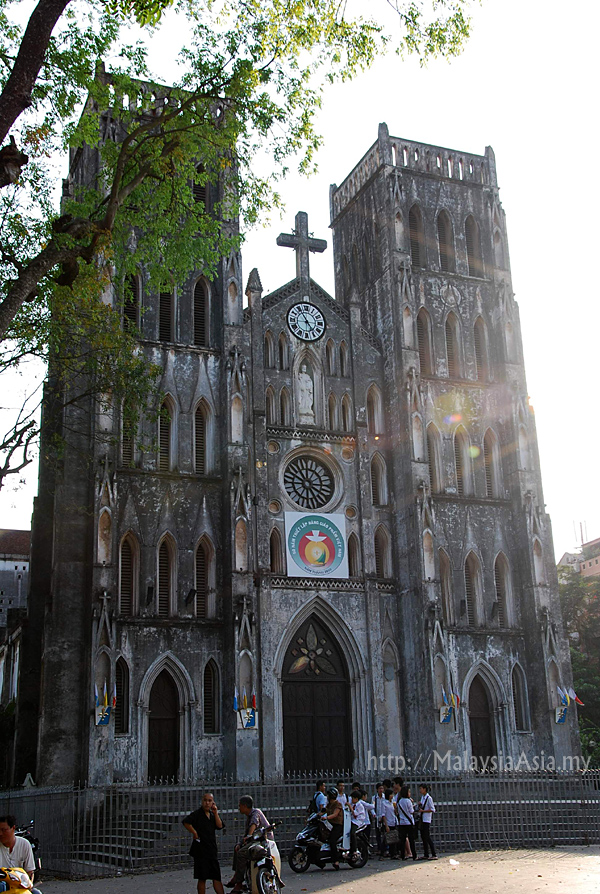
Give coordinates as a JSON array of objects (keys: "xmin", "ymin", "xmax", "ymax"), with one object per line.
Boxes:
[{"xmin": 40, "ymin": 848, "xmax": 600, "ymax": 894}]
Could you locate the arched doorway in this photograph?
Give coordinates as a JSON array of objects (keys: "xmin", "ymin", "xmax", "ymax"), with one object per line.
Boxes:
[
  {"xmin": 148, "ymin": 669, "xmax": 179, "ymax": 781},
  {"xmin": 282, "ymin": 615, "xmax": 351, "ymax": 772},
  {"xmin": 469, "ymin": 674, "xmax": 496, "ymax": 770}
]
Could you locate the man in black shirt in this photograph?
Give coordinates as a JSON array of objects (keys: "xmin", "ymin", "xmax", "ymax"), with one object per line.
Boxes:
[{"xmin": 183, "ymin": 793, "xmax": 225, "ymax": 894}]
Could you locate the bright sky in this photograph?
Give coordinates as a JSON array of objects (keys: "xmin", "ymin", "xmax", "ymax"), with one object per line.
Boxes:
[{"xmin": 1, "ymin": 0, "xmax": 597, "ymax": 560}]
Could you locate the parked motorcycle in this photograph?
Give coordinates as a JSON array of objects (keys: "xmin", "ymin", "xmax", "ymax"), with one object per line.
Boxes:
[
  {"xmin": 0, "ymin": 867, "xmax": 33, "ymax": 893},
  {"xmin": 15, "ymin": 822, "xmax": 41, "ymax": 883},
  {"xmin": 243, "ymin": 821, "xmax": 283, "ymax": 894},
  {"xmin": 287, "ymin": 810, "xmax": 369, "ymax": 872}
]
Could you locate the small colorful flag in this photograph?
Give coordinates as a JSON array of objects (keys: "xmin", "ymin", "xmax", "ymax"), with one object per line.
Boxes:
[
  {"xmin": 94, "ymin": 683, "xmax": 99, "ymax": 707},
  {"xmin": 568, "ymin": 687, "xmax": 584, "ymax": 706},
  {"xmin": 103, "ymin": 680, "xmax": 108, "ymax": 708},
  {"xmin": 251, "ymin": 691, "xmax": 257, "ymax": 709},
  {"xmin": 450, "ymin": 692, "xmax": 456, "ymax": 708},
  {"xmin": 442, "ymin": 687, "xmax": 449, "ymax": 706},
  {"xmin": 234, "ymin": 687, "xmax": 239, "ymax": 712},
  {"xmin": 242, "ymin": 688, "xmax": 248, "ymax": 709},
  {"xmin": 557, "ymin": 686, "xmax": 569, "ymax": 706},
  {"xmin": 112, "ymin": 683, "xmax": 117, "ymax": 709},
  {"xmin": 452, "ymin": 692, "xmax": 460, "ymax": 709}
]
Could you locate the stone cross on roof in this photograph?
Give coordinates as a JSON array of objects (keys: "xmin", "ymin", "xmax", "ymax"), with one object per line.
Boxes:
[{"xmin": 276, "ymin": 211, "xmax": 327, "ymax": 294}]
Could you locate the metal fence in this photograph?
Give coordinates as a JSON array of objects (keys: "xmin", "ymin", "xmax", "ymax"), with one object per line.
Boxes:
[{"xmin": 1, "ymin": 771, "xmax": 600, "ymax": 878}]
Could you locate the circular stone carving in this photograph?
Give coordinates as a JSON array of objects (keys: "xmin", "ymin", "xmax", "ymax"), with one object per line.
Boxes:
[
  {"xmin": 267, "ymin": 440, "xmax": 280, "ymax": 454},
  {"xmin": 341, "ymin": 445, "xmax": 354, "ymax": 461},
  {"xmin": 283, "ymin": 455, "xmax": 334, "ymax": 510},
  {"xmin": 268, "ymin": 500, "xmax": 281, "ymax": 514},
  {"xmin": 345, "ymin": 505, "xmax": 357, "ymax": 519}
]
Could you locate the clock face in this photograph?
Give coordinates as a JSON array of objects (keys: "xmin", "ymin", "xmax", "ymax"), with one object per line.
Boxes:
[{"xmin": 287, "ymin": 302, "xmax": 326, "ymax": 342}]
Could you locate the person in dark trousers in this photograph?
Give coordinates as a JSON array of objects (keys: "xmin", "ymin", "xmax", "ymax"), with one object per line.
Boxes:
[
  {"xmin": 227, "ymin": 796, "xmax": 274, "ymax": 892},
  {"xmin": 322, "ymin": 788, "xmax": 344, "ymax": 869},
  {"xmin": 417, "ymin": 784, "xmax": 437, "ymax": 860},
  {"xmin": 396, "ymin": 784, "xmax": 417, "ymax": 860},
  {"xmin": 183, "ymin": 793, "xmax": 225, "ymax": 894}
]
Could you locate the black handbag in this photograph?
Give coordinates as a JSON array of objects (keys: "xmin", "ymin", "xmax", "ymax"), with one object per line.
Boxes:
[{"xmin": 385, "ymin": 827, "xmax": 400, "ymax": 845}]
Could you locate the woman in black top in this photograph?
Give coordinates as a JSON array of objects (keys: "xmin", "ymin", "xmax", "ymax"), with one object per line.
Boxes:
[{"xmin": 183, "ymin": 793, "xmax": 225, "ymax": 894}]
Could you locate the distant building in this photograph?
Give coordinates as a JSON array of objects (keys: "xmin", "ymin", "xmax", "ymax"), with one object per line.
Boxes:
[
  {"xmin": 557, "ymin": 537, "xmax": 600, "ymax": 581},
  {"xmin": 0, "ymin": 529, "xmax": 30, "ymax": 628}
]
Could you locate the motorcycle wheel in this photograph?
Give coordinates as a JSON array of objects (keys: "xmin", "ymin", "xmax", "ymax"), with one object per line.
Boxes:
[
  {"xmin": 288, "ymin": 847, "xmax": 310, "ymax": 873},
  {"xmin": 257, "ymin": 868, "xmax": 281, "ymax": 894},
  {"xmin": 348, "ymin": 844, "xmax": 368, "ymax": 869}
]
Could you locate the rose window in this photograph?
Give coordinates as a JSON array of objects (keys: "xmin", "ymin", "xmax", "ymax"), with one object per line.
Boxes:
[{"xmin": 283, "ymin": 456, "xmax": 334, "ymax": 510}]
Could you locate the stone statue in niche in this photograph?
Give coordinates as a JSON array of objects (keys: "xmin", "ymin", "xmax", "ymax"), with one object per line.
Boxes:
[{"xmin": 297, "ymin": 363, "xmax": 315, "ymax": 424}]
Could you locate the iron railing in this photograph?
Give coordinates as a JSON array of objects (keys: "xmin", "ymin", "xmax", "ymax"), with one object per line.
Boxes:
[{"xmin": 1, "ymin": 771, "xmax": 599, "ymax": 878}]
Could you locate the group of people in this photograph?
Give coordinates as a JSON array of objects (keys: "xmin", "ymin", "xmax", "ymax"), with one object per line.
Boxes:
[{"xmin": 312, "ymin": 777, "xmax": 437, "ymax": 864}]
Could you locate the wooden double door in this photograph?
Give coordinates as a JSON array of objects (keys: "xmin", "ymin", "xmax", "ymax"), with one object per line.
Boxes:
[
  {"xmin": 148, "ymin": 669, "xmax": 179, "ymax": 781},
  {"xmin": 282, "ymin": 616, "xmax": 351, "ymax": 773}
]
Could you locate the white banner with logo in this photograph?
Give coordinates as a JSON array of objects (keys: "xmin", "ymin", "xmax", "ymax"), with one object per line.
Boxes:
[{"xmin": 284, "ymin": 512, "xmax": 348, "ymax": 579}]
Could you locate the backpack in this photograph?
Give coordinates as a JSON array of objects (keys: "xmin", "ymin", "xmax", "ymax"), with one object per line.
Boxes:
[{"xmin": 307, "ymin": 794, "xmax": 319, "ymax": 815}]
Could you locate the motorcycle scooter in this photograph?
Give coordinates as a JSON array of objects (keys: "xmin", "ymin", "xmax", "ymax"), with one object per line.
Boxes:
[
  {"xmin": 287, "ymin": 808, "xmax": 368, "ymax": 872},
  {"xmin": 242, "ymin": 821, "xmax": 283, "ymax": 894},
  {"xmin": 0, "ymin": 867, "xmax": 33, "ymax": 894}
]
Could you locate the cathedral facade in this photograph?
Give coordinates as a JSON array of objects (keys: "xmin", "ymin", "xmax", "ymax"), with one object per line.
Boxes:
[{"xmin": 15, "ymin": 120, "xmax": 578, "ymax": 785}]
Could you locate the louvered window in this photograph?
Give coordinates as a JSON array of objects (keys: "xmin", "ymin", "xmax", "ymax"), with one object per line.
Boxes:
[
  {"xmin": 340, "ymin": 343, "xmax": 348, "ymax": 377},
  {"xmin": 122, "ymin": 412, "xmax": 134, "ymax": 467},
  {"xmin": 466, "ymin": 216, "xmax": 482, "ymax": 276},
  {"xmin": 474, "ymin": 318, "xmax": 486, "ymax": 381},
  {"xmin": 159, "ymin": 291, "xmax": 172, "ymax": 342},
  {"xmin": 158, "ymin": 541, "xmax": 171, "ymax": 618},
  {"xmin": 348, "ymin": 534, "xmax": 360, "ymax": 577},
  {"xmin": 123, "ymin": 276, "xmax": 139, "ymax": 331},
  {"xmin": 417, "ymin": 311, "xmax": 432, "ymax": 375},
  {"xmin": 194, "ymin": 281, "xmax": 208, "ymax": 347},
  {"xmin": 484, "ymin": 433, "xmax": 494, "ymax": 497},
  {"xmin": 371, "ymin": 459, "xmax": 380, "ymax": 506},
  {"xmin": 464, "ymin": 560, "xmax": 476, "ymax": 626},
  {"xmin": 409, "ymin": 206, "xmax": 423, "ymax": 267},
  {"xmin": 437, "ymin": 213, "xmax": 453, "ymax": 272},
  {"xmin": 196, "ymin": 542, "xmax": 208, "ymax": 618},
  {"xmin": 115, "ymin": 658, "xmax": 129, "ymax": 734},
  {"xmin": 374, "ymin": 529, "xmax": 388, "ymax": 579},
  {"xmin": 159, "ymin": 402, "xmax": 171, "ymax": 472},
  {"xmin": 195, "ymin": 406, "xmax": 206, "ymax": 474},
  {"xmin": 193, "ymin": 166, "xmax": 207, "ymax": 207},
  {"xmin": 328, "ymin": 394, "xmax": 336, "ymax": 430},
  {"xmin": 341, "ymin": 396, "xmax": 352, "ymax": 432},
  {"xmin": 427, "ymin": 428, "xmax": 439, "ymax": 493},
  {"xmin": 270, "ymin": 529, "xmax": 283, "ymax": 573},
  {"xmin": 446, "ymin": 317, "xmax": 458, "ymax": 377},
  {"xmin": 494, "ymin": 560, "xmax": 506, "ymax": 627},
  {"xmin": 454, "ymin": 435, "xmax": 464, "ymax": 496},
  {"xmin": 203, "ymin": 661, "xmax": 218, "ymax": 733},
  {"xmin": 266, "ymin": 389, "xmax": 276, "ymax": 426},
  {"xmin": 120, "ymin": 539, "xmax": 133, "ymax": 615},
  {"xmin": 440, "ymin": 554, "xmax": 452, "ymax": 624}
]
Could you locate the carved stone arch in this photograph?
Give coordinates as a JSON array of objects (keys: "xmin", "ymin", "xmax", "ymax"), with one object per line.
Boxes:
[
  {"xmin": 341, "ymin": 392, "xmax": 353, "ymax": 432},
  {"xmin": 327, "ymin": 391, "xmax": 338, "ymax": 430},
  {"xmin": 464, "ymin": 548, "xmax": 484, "ymax": 626},
  {"xmin": 366, "ymin": 383, "xmax": 384, "ymax": 435},
  {"xmin": 279, "ymin": 386, "xmax": 292, "ymax": 426},
  {"xmin": 444, "ymin": 309, "xmax": 462, "ymax": 378},
  {"xmin": 473, "ymin": 315, "xmax": 490, "ymax": 381},
  {"xmin": 264, "ymin": 330, "xmax": 276, "ymax": 369},
  {"xmin": 427, "ymin": 423, "xmax": 443, "ymax": 493},
  {"xmin": 195, "ymin": 533, "xmax": 216, "ymax": 618},
  {"xmin": 269, "ymin": 526, "xmax": 284, "ymax": 574},
  {"xmin": 433, "ymin": 652, "xmax": 450, "ymax": 707},
  {"xmin": 370, "ymin": 452, "xmax": 388, "ymax": 506},
  {"xmin": 325, "ymin": 338, "xmax": 336, "ymax": 376},
  {"xmin": 462, "ymin": 659, "xmax": 509, "ymax": 760},
  {"xmin": 228, "ymin": 279, "xmax": 240, "ymax": 325},
  {"xmin": 97, "ymin": 507, "xmax": 112, "ymax": 565},
  {"xmin": 493, "ymin": 227, "xmax": 505, "ymax": 269},
  {"xmin": 394, "ymin": 210, "xmax": 405, "ymax": 251},
  {"xmin": 402, "ymin": 305, "xmax": 414, "ymax": 348},
  {"xmin": 510, "ymin": 660, "xmax": 530, "ymax": 731},
  {"xmin": 348, "ymin": 531, "xmax": 361, "ymax": 577},
  {"xmin": 193, "ymin": 276, "xmax": 211, "ymax": 348},
  {"xmin": 119, "ymin": 530, "xmax": 140, "ymax": 615},
  {"xmin": 483, "ymin": 427, "xmax": 501, "ymax": 497},
  {"xmin": 339, "ymin": 341, "xmax": 349, "ymax": 377},
  {"xmin": 438, "ymin": 548, "xmax": 454, "ymax": 626},
  {"xmin": 203, "ymin": 657, "xmax": 221, "ymax": 733},
  {"xmin": 273, "ymin": 595, "xmax": 372, "ymax": 774},
  {"xmin": 412, "ymin": 411, "xmax": 425, "ymax": 461},
  {"xmin": 158, "ymin": 393, "xmax": 177, "ymax": 472},
  {"xmin": 374, "ymin": 524, "xmax": 392, "ymax": 579},
  {"xmin": 382, "ymin": 636, "xmax": 403, "ymax": 755},
  {"xmin": 454, "ymin": 424, "xmax": 473, "ymax": 496},
  {"xmin": 422, "ymin": 529, "xmax": 435, "ymax": 580},
  {"xmin": 437, "ymin": 208, "xmax": 455, "ymax": 272},
  {"xmin": 533, "ymin": 537, "xmax": 545, "ymax": 584},
  {"xmin": 156, "ymin": 531, "xmax": 177, "ymax": 618},
  {"xmin": 138, "ymin": 651, "xmax": 197, "ymax": 781},
  {"xmin": 238, "ymin": 649, "xmax": 254, "ymax": 706},
  {"xmin": 278, "ymin": 330, "xmax": 292, "ymax": 370},
  {"xmin": 546, "ymin": 657, "xmax": 562, "ymax": 709},
  {"xmin": 265, "ymin": 385, "xmax": 276, "ymax": 426},
  {"xmin": 194, "ymin": 397, "xmax": 214, "ymax": 474},
  {"xmin": 416, "ymin": 307, "xmax": 433, "ymax": 375},
  {"xmin": 493, "ymin": 550, "xmax": 513, "ymax": 626}
]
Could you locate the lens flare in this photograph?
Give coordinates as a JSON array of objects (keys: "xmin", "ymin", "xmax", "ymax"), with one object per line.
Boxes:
[
  {"xmin": 443, "ymin": 413, "xmax": 462, "ymax": 425},
  {"xmin": 468, "ymin": 445, "xmax": 480, "ymax": 458}
]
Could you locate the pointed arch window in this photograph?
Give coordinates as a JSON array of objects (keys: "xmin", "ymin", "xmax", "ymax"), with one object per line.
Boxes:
[
  {"xmin": 235, "ymin": 519, "xmax": 247, "ymax": 572},
  {"xmin": 371, "ymin": 454, "xmax": 388, "ymax": 506},
  {"xmin": 474, "ymin": 316, "xmax": 488, "ymax": 381},
  {"xmin": 280, "ymin": 387, "xmax": 291, "ymax": 426},
  {"xmin": 505, "ymin": 322, "xmax": 516, "ymax": 363},
  {"xmin": 518, "ymin": 424, "xmax": 529, "ymax": 469},
  {"xmin": 115, "ymin": 657, "xmax": 130, "ymax": 734},
  {"xmin": 123, "ymin": 275, "xmax": 140, "ymax": 332},
  {"xmin": 409, "ymin": 204, "xmax": 425, "ymax": 267},
  {"xmin": 533, "ymin": 539, "xmax": 545, "ymax": 584},
  {"xmin": 193, "ymin": 165, "xmax": 207, "ymax": 207},
  {"xmin": 194, "ymin": 280, "xmax": 208, "ymax": 347},
  {"xmin": 159, "ymin": 399, "xmax": 174, "ymax": 472},
  {"xmin": 159, "ymin": 290, "xmax": 173, "ymax": 342},
  {"xmin": 339, "ymin": 342, "xmax": 349, "ymax": 377},
  {"xmin": 483, "ymin": 429, "xmax": 501, "ymax": 497},
  {"xmin": 494, "ymin": 553, "xmax": 511, "ymax": 627},
  {"xmin": 439, "ymin": 550, "xmax": 454, "ymax": 625},
  {"xmin": 266, "ymin": 387, "xmax": 276, "ymax": 426},
  {"xmin": 412, "ymin": 413, "xmax": 425, "ymax": 461},
  {"xmin": 464, "ymin": 552, "xmax": 481, "ymax": 626},
  {"xmin": 341, "ymin": 394, "xmax": 353, "ymax": 432},
  {"xmin": 395, "ymin": 212, "xmax": 404, "ymax": 250},
  {"xmin": 494, "ymin": 230, "xmax": 505, "ymax": 269},
  {"xmin": 465, "ymin": 215, "xmax": 482, "ymax": 276},
  {"xmin": 203, "ymin": 660, "xmax": 220, "ymax": 733},
  {"xmin": 270, "ymin": 528, "xmax": 284, "ymax": 574},
  {"xmin": 427, "ymin": 424, "xmax": 442, "ymax": 493},
  {"xmin": 423, "ymin": 531, "xmax": 435, "ymax": 580},
  {"xmin": 195, "ymin": 402, "xmax": 208, "ymax": 474},
  {"xmin": 374, "ymin": 526, "xmax": 391, "ymax": 579},
  {"xmin": 403, "ymin": 306, "xmax": 414, "ymax": 348},
  {"xmin": 348, "ymin": 533, "xmax": 361, "ymax": 577},
  {"xmin": 366, "ymin": 385, "xmax": 383, "ymax": 435},
  {"xmin": 278, "ymin": 333, "xmax": 289, "ymax": 370},
  {"xmin": 122, "ymin": 403, "xmax": 135, "ymax": 467},
  {"xmin": 157, "ymin": 537, "xmax": 175, "ymax": 618},
  {"xmin": 512, "ymin": 664, "xmax": 529, "ymax": 731},
  {"xmin": 417, "ymin": 309, "xmax": 433, "ymax": 375},
  {"xmin": 437, "ymin": 211, "xmax": 455, "ymax": 272},
  {"xmin": 264, "ymin": 331, "xmax": 275, "ymax": 369},
  {"xmin": 119, "ymin": 535, "xmax": 138, "ymax": 615},
  {"xmin": 326, "ymin": 339, "xmax": 336, "ymax": 376},
  {"xmin": 454, "ymin": 426, "xmax": 472, "ymax": 496},
  {"xmin": 445, "ymin": 312, "xmax": 460, "ymax": 378},
  {"xmin": 195, "ymin": 538, "xmax": 212, "ymax": 618},
  {"xmin": 327, "ymin": 393, "xmax": 337, "ymax": 430}
]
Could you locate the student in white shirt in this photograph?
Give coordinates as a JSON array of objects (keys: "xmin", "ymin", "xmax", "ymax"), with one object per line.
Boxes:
[
  {"xmin": 373, "ymin": 783, "xmax": 387, "ymax": 856},
  {"xmin": 417, "ymin": 784, "xmax": 437, "ymax": 859},
  {"xmin": 396, "ymin": 785, "xmax": 417, "ymax": 860},
  {"xmin": 381, "ymin": 789, "xmax": 398, "ymax": 859},
  {"xmin": 335, "ymin": 781, "xmax": 348, "ymax": 807}
]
